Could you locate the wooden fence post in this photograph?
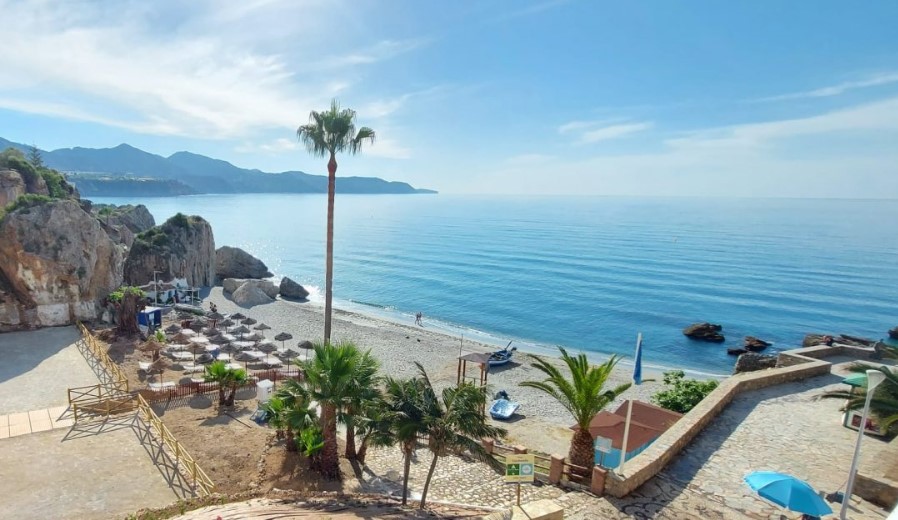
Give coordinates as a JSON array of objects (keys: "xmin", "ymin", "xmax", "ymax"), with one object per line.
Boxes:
[
  {"xmin": 482, "ymin": 438, "xmax": 494, "ymax": 454},
  {"xmin": 513, "ymin": 445, "xmax": 528, "ymax": 454}
]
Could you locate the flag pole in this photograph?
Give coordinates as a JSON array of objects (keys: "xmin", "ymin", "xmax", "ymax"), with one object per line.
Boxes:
[{"xmin": 618, "ymin": 332, "xmax": 642, "ymax": 475}]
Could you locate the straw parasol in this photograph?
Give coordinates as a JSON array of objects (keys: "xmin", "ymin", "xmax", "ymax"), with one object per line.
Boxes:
[
  {"xmin": 241, "ymin": 317, "xmax": 258, "ymax": 326},
  {"xmin": 253, "ymin": 323, "xmax": 272, "ymax": 331},
  {"xmin": 218, "ymin": 318, "xmax": 235, "ymax": 331},
  {"xmin": 138, "ymin": 337, "xmax": 166, "ymax": 361},
  {"xmin": 230, "ymin": 312, "xmax": 246, "ymax": 320},
  {"xmin": 245, "ymin": 332, "xmax": 265, "ymax": 342},
  {"xmin": 220, "ymin": 343, "xmax": 239, "ymax": 354},
  {"xmin": 274, "ymin": 332, "xmax": 293, "ymax": 350},
  {"xmin": 187, "ymin": 342, "xmax": 207, "ymax": 363},
  {"xmin": 256, "ymin": 342, "xmax": 277, "ymax": 354},
  {"xmin": 150, "ymin": 357, "xmax": 171, "ymax": 384},
  {"xmin": 297, "ymin": 340, "xmax": 314, "ymax": 360},
  {"xmin": 206, "ymin": 311, "xmax": 224, "ymax": 329},
  {"xmin": 278, "ymin": 348, "xmax": 300, "ymax": 360},
  {"xmin": 232, "ymin": 325, "xmax": 250, "ymax": 338},
  {"xmin": 164, "ymin": 323, "xmax": 182, "ymax": 334},
  {"xmin": 203, "ymin": 327, "xmax": 220, "ymax": 337},
  {"xmin": 210, "ymin": 334, "xmax": 230, "ymax": 345}
]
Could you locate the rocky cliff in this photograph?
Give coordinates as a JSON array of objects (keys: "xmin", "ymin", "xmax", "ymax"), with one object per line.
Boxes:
[
  {"xmin": 0, "ymin": 169, "xmax": 26, "ymax": 207},
  {"xmin": 92, "ymin": 204, "xmax": 156, "ymax": 248},
  {"xmin": 0, "ymin": 199, "xmax": 123, "ymax": 329},
  {"xmin": 124, "ymin": 213, "xmax": 215, "ymax": 287}
]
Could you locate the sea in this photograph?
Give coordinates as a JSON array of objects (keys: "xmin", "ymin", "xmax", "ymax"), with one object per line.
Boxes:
[{"xmin": 90, "ymin": 194, "xmax": 898, "ymax": 376}]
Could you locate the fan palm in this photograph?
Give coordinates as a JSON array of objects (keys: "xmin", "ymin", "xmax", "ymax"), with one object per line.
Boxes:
[
  {"xmin": 382, "ymin": 376, "xmax": 430, "ymax": 505},
  {"xmin": 296, "ymin": 100, "xmax": 375, "ymax": 344},
  {"xmin": 341, "ymin": 349, "xmax": 381, "ymax": 460},
  {"xmin": 822, "ymin": 360, "xmax": 898, "ymax": 434},
  {"xmin": 354, "ymin": 396, "xmax": 395, "ymax": 465},
  {"xmin": 414, "ymin": 363, "xmax": 506, "ymax": 509},
  {"xmin": 267, "ymin": 380, "xmax": 317, "ymax": 452},
  {"xmin": 521, "ymin": 349, "xmax": 630, "ymax": 470},
  {"xmin": 204, "ymin": 360, "xmax": 248, "ymax": 407},
  {"xmin": 298, "ymin": 341, "xmax": 370, "ymax": 479}
]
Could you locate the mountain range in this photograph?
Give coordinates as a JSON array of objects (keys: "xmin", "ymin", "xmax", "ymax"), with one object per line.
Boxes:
[{"xmin": 0, "ymin": 137, "xmax": 435, "ymax": 196}]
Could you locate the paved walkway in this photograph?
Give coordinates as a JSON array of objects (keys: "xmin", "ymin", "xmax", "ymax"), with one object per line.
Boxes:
[
  {"xmin": 0, "ymin": 405, "xmax": 74, "ymax": 438},
  {"xmin": 0, "ymin": 326, "xmax": 98, "ymax": 414}
]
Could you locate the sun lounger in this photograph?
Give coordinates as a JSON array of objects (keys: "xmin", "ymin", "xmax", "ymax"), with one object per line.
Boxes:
[
  {"xmin": 148, "ymin": 381, "xmax": 176, "ymax": 391},
  {"xmin": 166, "ymin": 351, "xmax": 194, "ymax": 361},
  {"xmin": 138, "ymin": 361, "xmax": 152, "ymax": 372},
  {"xmin": 180, "ymin": 363, "xmax": 205, "ymax": 373},
  {"xmin": 261, "ymin": 356, "xmax": 283, "ymax": 367}
]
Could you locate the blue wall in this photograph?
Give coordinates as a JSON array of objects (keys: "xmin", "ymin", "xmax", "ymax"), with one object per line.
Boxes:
[{"xmin": 595, "ymin": 440, "xmax": 655, "ymax": 468}]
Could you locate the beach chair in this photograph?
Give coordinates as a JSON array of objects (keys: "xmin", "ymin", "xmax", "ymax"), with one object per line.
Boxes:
[
  {"xmin": 148, "ymin": 381, "xmax": 176, "ymax": 391},
  {"xmin": 180, "ymin": 363, "xmax": 205, "ymax": 373},
  {"xmin": 138, "ymin": 361, "xmax": 152, "ymax": 372}
]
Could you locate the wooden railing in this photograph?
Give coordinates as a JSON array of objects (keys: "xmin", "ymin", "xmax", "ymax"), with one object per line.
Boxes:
[
  {"xmin": 135, "ymin": 394, "xmax": 215, "ymax": 496},
  {"xmin": 76, "ymin": 322, "xmax": 129, "ymax": 391},
  {"xmin": 70, "ymin": 394, "xmax": 137, "ymax": 422}
]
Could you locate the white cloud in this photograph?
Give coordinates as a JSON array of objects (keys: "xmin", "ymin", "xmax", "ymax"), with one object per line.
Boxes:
[
  {"xmin": 365, "ymin": 136, "xmax": 411, "ymax": 159},
  {"xmin": 0, "ymin": 0, "xmax": 421, "ymax": 140},
  {"xmin": 755, "ymin": 72, "xmax": 898, "ymax": 102},
  {"xmin": 235, "ymin": 138, "xmax": 298, "ymax": 154},
  {"xmin": 558, "ymin": 119, "xmax": 653, "ymax": 144}
]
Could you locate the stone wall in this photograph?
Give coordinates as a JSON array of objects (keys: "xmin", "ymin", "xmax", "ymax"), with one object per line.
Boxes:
[
  {"xmin": 604, "ymin": 349, "xmax": 832, "ymax": 498},
  {"xmin": 855, "ymin": 473, "xmax": 898, "ymax": 509}
]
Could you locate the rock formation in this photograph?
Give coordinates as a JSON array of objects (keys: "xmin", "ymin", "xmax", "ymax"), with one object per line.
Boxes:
[
  {"xmin": 232, "ymin": 283, "xmax": 273, "ymax": 307},
  {"xmin": 683, "ymin": 322, "xmax": 725, "ymax": 342},
  {"xmin": 124, "ymin": 213, "xmax": 215, "ymax": 287},
  {"xmin": 733, "ymin": 353, "xmax": 777, "ymax": 374},
  {"xmin": 890, "ymin": 327, "xmax": 898, "ymax": 340},
  {"xmin": 743, "ymin": 336, "xmax": 771, "ymax": 352},
  {"xmin": 215, "ymin": 246, "xmax": 272, "ymax": 280},
  {"xmin": 279, "ymin": 277, "xmax": 309, "ymax": 300},
  {"xmin": 0, "ymin": 169, "xmax": 25, "ymax": 207},
  {"xmin": 223, "ymin": 278, "xmax": 278, "ymax": 299},
  {"xmin": 727, "ymin": 347, "xmax": 747, "ymax": 356},
  {"xmin": 92, "ymin": 204, "xmax": 155, "ymax": 248},
  {"xmin": 0, "ymin": 199, "xmax": 123, "ymax": 329}
]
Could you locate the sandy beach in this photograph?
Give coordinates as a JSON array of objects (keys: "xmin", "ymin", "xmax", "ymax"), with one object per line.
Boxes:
[{"xmin": 203, "ymin": 288, "xmax": 675, "ymax": 455}]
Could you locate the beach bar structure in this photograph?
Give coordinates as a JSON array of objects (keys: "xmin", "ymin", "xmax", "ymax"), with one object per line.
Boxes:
[
  {"xmin": 578, "ymin": 400, "xmax": 682, "ymax": 469},
  {"xmin": 137, "ymin": 306, "xmax": 163, "ymax": 335},
  {"xmin": 457, "ymin": 352, "xmax": 490, "ymax": 388}
]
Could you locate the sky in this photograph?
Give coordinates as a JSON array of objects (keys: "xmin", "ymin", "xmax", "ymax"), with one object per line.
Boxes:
[{"xmin": 1, "ymin": 0, "xmax": 898, "ymax": 197}]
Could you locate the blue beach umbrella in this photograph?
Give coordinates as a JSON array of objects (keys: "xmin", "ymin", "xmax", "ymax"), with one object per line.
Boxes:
[{"xmin": 744, "ymin": 471, "xmax": 833, "ymax": 516}]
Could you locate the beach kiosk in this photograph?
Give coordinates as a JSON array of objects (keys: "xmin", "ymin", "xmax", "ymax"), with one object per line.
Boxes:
[
  {"xmin": 580, "ymin": 400, "xmax": 682, "ymax": 468},
  {"xmin": 137, "ymin": 306, "xmax": 163, "ymax": 335},
  {"xmin": 256, "ymin": 379, "xmax": 274, "ymax": 405}
]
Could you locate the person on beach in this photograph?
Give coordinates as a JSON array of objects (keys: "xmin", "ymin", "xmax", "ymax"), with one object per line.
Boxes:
[{"xmin": 415, "ymin": 312, "xmax": 423, "ymax": 326}]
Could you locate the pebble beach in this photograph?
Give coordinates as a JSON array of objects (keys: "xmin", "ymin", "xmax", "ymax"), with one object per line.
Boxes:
[{"xmin": 203, "ymin": 287, "xmax": 672, "ymax": 455}]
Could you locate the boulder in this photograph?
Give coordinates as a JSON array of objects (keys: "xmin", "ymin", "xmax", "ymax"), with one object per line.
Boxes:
[
  {"xmin": 803, "ymin": 334, "xmax": 834, "ymax": 347},
  {"xmin": 733, "ymin": 353, "xmax": 777, "ymax": 374},
  {"xmin": 231, "ymin": 283, "xmax": 273, "ymax": 307},
  {"xmin": 124, "ymin": 214, "xmax": 216, "ymax": 287},
  {"xmin": 279, "ymin": 277, "xmax": 309, "ymax": 300},
  {"xmin": 215, "ymin": 246, "xmax": 272, "ymax": 280},
  {"xmin": 93, "ymin": 204, "xmax": 155, "ymax": 234},
  {"xmin": 0, "ymin": 169, "xmax": 25, "ymax": 207},
  {"xmin": 223, "ymin": 278, "xmax": 278, "ymax": 298},
  {"xmin": 683, "ymin": 322, "xmax": 725, "ymax": 342},
  {"xmin": 727, "ymin": 348, "xmax": 748, "ymax": 356},
  {"xmin": 743, "ymin": 336, "xmax": 771, "ymax": 352},
  {"xmin": 0, "ymin": 199, "xmax": 123, "ymax": 330},
  {"xmin": 839, "ymin": 334, "xmax": 875, "ymax": 347},
  {"xmin": 890, "ymin": 327, "xmax": 898, "ymax": 340}
]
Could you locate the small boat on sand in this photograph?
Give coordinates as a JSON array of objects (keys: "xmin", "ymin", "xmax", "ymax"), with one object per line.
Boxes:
[
  {"xmin": 488, "ymin": 341, "xmax": 517, "ymax": 366},
  {"xmin": 489, "ymin": 390, "xmax": 521, "ymax": 420}
]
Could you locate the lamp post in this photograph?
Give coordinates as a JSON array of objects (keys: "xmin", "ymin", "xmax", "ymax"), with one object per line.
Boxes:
[
  {"xmin": 840, "ymin": 368, "xmax": 887, "ymax": 519},
  {"xmin": 152, "ymin": 270, "xmax": 162, "ymax": 306}
]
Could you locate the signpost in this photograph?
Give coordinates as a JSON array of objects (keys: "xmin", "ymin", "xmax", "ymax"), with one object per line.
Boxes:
[
  {"xmin": 505, "ymin": 453, "xmax": 535, "ymax": 505},
  {"xmin": 594, "ymin": 436, "xmax": 612, "ymax": 467}
]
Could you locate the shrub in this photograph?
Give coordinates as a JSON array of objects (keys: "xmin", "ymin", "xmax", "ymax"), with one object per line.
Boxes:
[
  {"xmin": 107, "ymin": 285, "xmax": 146, "ymax": 303},
  {"xmin": 651, "ymin": 370, "xmax": 719, "ymax": 414},
  {"xmin": 169, "ymin": 212, "xmax": 190, "ymax": 228},
  {"xmin": 39, "ymin": 168, "xmax": 70, "ymax": 198},
  {"xmin": 4, "ymin": 193, "xmax": 52, "ymax": 214}
]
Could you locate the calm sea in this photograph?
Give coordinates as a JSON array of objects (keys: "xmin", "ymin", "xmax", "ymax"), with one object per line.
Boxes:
[{"xmin": 91, "ymin": 194, "xmax": 898, "ymax": 375}]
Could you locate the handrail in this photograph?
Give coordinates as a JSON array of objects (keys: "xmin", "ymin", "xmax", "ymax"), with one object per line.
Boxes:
[
  {"xmin": 76, "ymin": 322, "xmax": 129, "ymax": 392},
  {"xmin": 135, "ymin": 394, "xmax": 215, "ymax": 496}
]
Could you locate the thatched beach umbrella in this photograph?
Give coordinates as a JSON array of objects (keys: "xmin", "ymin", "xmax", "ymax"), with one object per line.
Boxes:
[
  {"xmin": 220, "ymin": 343, "xmax": 239, "ymax": 354},
  {"xmin": 232, "ymin": 325, "xmax": 250, "ymax": 338},
  {"xmin": 170, "ymin": 331, "xmax": 193, "ymax": 345},
  {"xmin": 241, "ymin": 317, "xmax": 257, "ymax": 326},
  {"xmin": 187, "ymin": 342, "xmax": 207, "ymax": 363},
  {"xmin": 234, "ymin": 351, "xmax": 257, "ymax": 369},
  {"xmin": 274, "ymin": 332, "xmax": 293, "ymax": 350},
  {"xmin": 138, "ymin": 337, "xmax": 165, "ymax": 361},
  {"xmin": 256, "ymin": 342, "xmax": 277, "ymax": 354},
  {"xmin": 189, "ymin": 321, "xmax": 205, "ymax": 333},
  {"xmin": 164, "ymin": 323, "xmax": 182, "ymax": 334},
  {"xmin": 245, "ymin": 332, "xmax": 265, "ymax": 342},
  {"xmin": 210, "ymin": 334, "xmax": 230, "ymax": 345},
  {"xmin": 150, "ymin": 357, "xmax": 172, "ymax": 384},
  {"xmin": 298, "ymin": 340, "xmax": 314, "ymax": 360},
  {"xmin": 203, "ymin": 327, "xmax": 220, "ymax": 337},
  {"xmin": 253, "ymin": 323, "xmax": 272, "ymax": 331},
  {"xmin": 230, "ymin": 312, "xmax": 246, "ymax": 320},
  {"xmin": 206, "ymin": 311, "xmax": 224, "ymax": 329},
  {"xmin": 278, "ymin": 349, "xmax": 300, "ymax": 360},
  {"xmin": 219, "ymin": 318, "xmax": 235, "ymax": 329}
]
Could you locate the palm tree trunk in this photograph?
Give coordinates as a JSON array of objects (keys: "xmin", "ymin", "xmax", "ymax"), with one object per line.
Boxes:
[
  {"xmin": 218, "ymin": 386, "xmax": 226, "ymax": 407},
  {"xmin": 401, "ymin": 446, "xmax": 412, "ymax": 506},
  {"xmin": 419, "ymin": 451, "xmax": 440, "ymax": 509},
  {"xmin": 344, "ymin": 421, "xmax": 357, "ymax": 459},
  {"xmin": 320, "ymin": 403, "xmax": 340, "ymax": 479},
  {"xmin": 286, "ymin": 427, "xmax": 297, "ymax": 451},
  {"xmin": 323, "ymin": 153, "xmax": 337, "ymax": 344},
  {"xmin": 569, "ymin": 428, "xmax": 595, "ymax": 477},
  {"xmin": 356, "ymin": 436, "xmax": 369, "ymax": 464}
]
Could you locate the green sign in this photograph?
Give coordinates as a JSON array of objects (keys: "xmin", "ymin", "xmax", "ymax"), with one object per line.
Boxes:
[{"xmin": 505, "ymin": 454, "xmax": 535, "ymax": 484}]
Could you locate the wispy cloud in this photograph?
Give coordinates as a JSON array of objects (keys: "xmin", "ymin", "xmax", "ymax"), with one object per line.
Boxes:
[
  {"xmin": 755, "ymin": 72, "xmax": 898, "ymax": 102},
  {"xmin": 558, "ymin": 119, "xmax": 653, "ymax": 144},
  {"xmin": 366, "ymin": 136, "xmax": 412, "ymax": 159},
  {"xmin": 235, "ymin": 138, "xmax": 298, "ymax": 154}
]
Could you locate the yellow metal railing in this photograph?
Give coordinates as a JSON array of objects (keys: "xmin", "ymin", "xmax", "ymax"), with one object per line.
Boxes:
[{"xmin": 76, "ymin": 322, "xmax": 129, "ymax": 392}]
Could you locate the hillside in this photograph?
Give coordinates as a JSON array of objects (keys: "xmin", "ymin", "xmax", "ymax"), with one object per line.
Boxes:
[{"xmin": 0, "ymin": 137, "xmax": 436, "ymax": 196}]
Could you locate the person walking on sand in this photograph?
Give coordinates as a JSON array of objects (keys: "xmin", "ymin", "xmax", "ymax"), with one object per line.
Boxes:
[{"xmin": 415, "ymin": 312, "xmax": 423, "ymax": 326}]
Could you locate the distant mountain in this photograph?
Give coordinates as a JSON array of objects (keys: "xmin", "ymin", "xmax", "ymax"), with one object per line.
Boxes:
[{"xmin": 0, "ymin": 137, "xmax": 436, "ymax": 196}]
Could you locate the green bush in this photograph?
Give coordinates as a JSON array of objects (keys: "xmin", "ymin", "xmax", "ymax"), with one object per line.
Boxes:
[
  {"xmin": 107, "ymin": 285, "xmax": 146, "ymax": 303},
  {"xmin": 39, "ymin": 168, "xmax": 70, "ymax": 198},
  {"xmin": 651, "ymin": 370, "xmax": 719, "ymax": 414},
  {"xmin": 4, "ymin": 193, "xmax": 51, "ymax": 214},
  {"xmin": 169, "ymin": 212, "xmax": 190, "ymax": 228}
]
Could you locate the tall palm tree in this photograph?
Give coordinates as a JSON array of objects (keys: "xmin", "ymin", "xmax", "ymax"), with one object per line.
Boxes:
[
  {"xmin": 296, "ymin": 100, "xmax": 375, "ymax": 344},
  {"xmin": 521, "ymin": 348, "xmax": 630, "ymax": 470},
  {"xmin": 204, "ymin": 360, "xmax": 248, "ymax": 407},
  {"xmin": 414, "ymin": 363, "xmax": 505, "ymax": 509},
  {"xmin": 298, "ymin": 341, "xmax": 368, "ymax": 479},
  {"xmin": 382, "ymin": 376, "xmax": 430, "ymax": 505}
]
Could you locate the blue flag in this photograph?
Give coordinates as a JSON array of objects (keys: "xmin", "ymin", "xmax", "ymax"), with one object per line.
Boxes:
[{"xmin": 633, "ymin": 333, "xmax": 643, "ymax": 385}]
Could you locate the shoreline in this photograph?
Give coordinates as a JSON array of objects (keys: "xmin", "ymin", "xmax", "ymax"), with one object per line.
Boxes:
[{"xmin": 202, "ymin": 287, "xmax": 717, "ymax": 453}]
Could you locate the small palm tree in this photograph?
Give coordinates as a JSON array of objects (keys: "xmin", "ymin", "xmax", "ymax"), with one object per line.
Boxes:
[
  {"xmin": 204, "ymin": 360, "xmax": 248, "ymax": 407},
  {"xmin": 414, "ymin": 363, "xmax": 506, "ymax": 509},
  {"xmin": 296, "ymin": 100, "xmax": 375, "ymax": 344},
  {"xmin": 382, "ymin": 376, "xmax": 430, "ymax": 505},
  {"xmin": 521, "ymin": 349, "xmax": 630, "ymax": 471},
  {"xmin": 354, "ymin": 396, "xmax": 395, "ymax": 465},
  {"xmin": 342, "ymin": 349, "xmax": 380, "ymax": 460},
  {"xmin": 298, "ymin": 341, "xmax": 369, "ymax": 479},
  {"xmin": 267, "ymin": 381, "xmax": 317, "ymax": 452},
  {"xmin": 822, "ymin": 357, "xmax": 898, "ymax": 434}
]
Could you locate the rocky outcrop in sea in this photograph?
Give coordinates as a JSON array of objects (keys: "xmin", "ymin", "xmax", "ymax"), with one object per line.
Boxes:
[
  {"xmin": 733, "ymin": 353, "xmax": 777, "ymax": 374},
  {"xmin": 279, "ymin": 277, "xmax": 309, "ymax": 300},
  {"xmin": 683, "ymin": 322, "xmax": 725, "ymax": 342},
  {"xmin": 215, "ymin": 246, "xmax": 272, "ymax": 280}
]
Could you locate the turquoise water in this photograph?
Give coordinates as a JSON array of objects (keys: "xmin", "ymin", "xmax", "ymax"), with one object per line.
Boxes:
[{"xmin": 92, "ymin": 194, "xmax": 898, "ymax": 375}]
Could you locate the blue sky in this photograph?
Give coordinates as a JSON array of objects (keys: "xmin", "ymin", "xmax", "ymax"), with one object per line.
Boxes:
[{"xmin": 2, "ymin": 0, "xmax": 897, "ymax": 197}]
